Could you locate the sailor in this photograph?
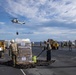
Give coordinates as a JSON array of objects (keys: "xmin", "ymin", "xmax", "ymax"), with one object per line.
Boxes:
[
  {"xmin": 9, "ymin": 39, "xmax": 18, "ymax": 60},
  {"xmin": 46, "ymin": 39, "xmax": 52, "ymax": 62},
  {"xmin": 68, "ymin": 40, "xmax": 72, "ymax": 51}
]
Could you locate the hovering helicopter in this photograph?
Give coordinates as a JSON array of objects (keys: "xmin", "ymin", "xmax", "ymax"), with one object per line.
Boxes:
[{"xmin": 11, "ymin": 18, "xmax": 25, "ymax": 24}]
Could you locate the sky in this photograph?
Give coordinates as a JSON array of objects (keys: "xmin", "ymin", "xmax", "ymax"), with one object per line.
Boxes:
[{"xmin": 0, "ymin": 0, "xmax": 76, "ymax": 42}]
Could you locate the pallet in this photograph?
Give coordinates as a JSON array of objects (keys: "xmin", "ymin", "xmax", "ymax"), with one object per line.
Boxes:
[{"xmin": 36, "ymin": 60, "xmax": 55, "ymax": 66}]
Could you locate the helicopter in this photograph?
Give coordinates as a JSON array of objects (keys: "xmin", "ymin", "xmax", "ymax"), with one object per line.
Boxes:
[{"xmin": 11, "ymin": 18, "xmax": 25, "ymax": 24}]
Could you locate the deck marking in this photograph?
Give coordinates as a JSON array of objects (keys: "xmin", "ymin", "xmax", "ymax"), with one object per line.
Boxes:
[{"xmin": 20, "ymin": 69, "xmax": 26, "ymax": 75}]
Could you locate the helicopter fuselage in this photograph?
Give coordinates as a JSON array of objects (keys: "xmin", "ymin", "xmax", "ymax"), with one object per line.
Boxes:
[{"xmin": 11, "ymin": 18, "xmax": 25, "ymax": 24}]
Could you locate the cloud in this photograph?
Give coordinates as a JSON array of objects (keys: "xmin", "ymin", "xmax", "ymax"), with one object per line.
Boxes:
[
  {"xmin": 0, "ymin": 22, "xmax": 5, "ymax": 25},
  {"xmin": 21, "ymin": 32, "xmax": 34, "ymax": 34},
  {"xmin": 33, "ymin": 26, "xmax": 76, "ymax": 36},
  {"xmin": 0, "ymin": 0, "xmax": 76, "ymax": 41},
  {"xmin": 30, "ymin": 26, "xmax": 76, "ymax": 41},
  {"xmin": 2, "ymin": 0, "xmax": 76, "ymax": 23},
  {"xmin": 0, "ymin": 32, "xmax": 14, "ymax": 35}
]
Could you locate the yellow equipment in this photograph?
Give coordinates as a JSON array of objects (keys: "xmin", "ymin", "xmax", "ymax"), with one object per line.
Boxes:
[
  {"xmin": 52, "ymin": 41, "xmax": 59, "ymax": 49},
  {"xmin": 0, "ymin": 40, "xmax": 6, "ymax": 58},
  {"xmin": 32, "ymin": 56, "xmax": 37, "ymax": 63},
  {"xmin": 48, "ymin": 39, "xmax": 59, "ymax": 50}
]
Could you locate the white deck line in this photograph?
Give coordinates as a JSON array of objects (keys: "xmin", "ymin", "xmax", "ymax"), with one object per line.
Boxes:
[{"xmin": 20, "ymin": 69, "xmax": 26, "ymax": 75}]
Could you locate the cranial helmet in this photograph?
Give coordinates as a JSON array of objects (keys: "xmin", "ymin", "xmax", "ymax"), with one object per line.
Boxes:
[{"xmin": 11, "ymin": 39, "xmax": 15, "ymax": 43}]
